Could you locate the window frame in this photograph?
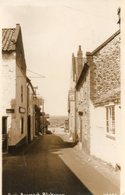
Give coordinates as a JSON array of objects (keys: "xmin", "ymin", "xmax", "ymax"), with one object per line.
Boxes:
[
  {"xmin": 2, "ymin": 116, "xmax": 7, "ymax": 134},
  {"xmin": 105, "ymin": 104, "xmax": 115, "ymax": 138}
]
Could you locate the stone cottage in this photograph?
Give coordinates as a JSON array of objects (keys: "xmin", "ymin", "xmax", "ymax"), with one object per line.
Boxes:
[
  {"xmin": 68, "ymin": 46, "xmax": 84, "ymax": 142},
  {"xmin": 88, "ymin": 30, "xmax": 121, "ymax": 167},
  {"xmin": 74, "ymin": 30, "xmax": 121, "ymax": 167},
  {"xmin": 75, "ymin": 51, "xmax": 90, "ymax": 152}
]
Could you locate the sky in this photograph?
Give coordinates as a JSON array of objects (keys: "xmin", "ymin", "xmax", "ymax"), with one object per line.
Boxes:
[{"xmin": 1, "ymin": 0, "xmax": 121, "ymax": 116}]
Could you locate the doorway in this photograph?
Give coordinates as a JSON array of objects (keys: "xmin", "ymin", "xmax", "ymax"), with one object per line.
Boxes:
[{"xmin": 2, "ymin": 116, "xmax": 8, "ymax": 152}]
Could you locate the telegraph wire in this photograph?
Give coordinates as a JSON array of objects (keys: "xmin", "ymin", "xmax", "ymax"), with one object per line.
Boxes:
[{"xmin": 27, "ymin": 69, "xmax": 46, "ymax": 78}]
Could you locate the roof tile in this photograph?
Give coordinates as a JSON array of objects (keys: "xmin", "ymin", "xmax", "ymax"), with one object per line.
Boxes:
[{"xmin": 2, "ymin": 28, "xmax": 17, "ymax": 51}]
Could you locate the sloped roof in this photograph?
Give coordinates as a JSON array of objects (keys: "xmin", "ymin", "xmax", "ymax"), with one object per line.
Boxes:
[
  {"xmin": 2, "ymin": 24, "xmax": 20, "ymax": 52},
  {"xmin": 91, "ymin": 30, "xmax": 120, "ymax": 55},
  {"xmin": 76, "ymin": 62, "xmax": 89, "ymax": 90}
]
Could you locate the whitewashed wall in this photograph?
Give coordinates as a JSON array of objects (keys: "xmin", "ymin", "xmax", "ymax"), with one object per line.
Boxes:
[
  {"xmin": 10, "ymin": 64, "xmax": 27, "ymax": 146},
  {"xmin": 1, "ymin": 53, "xmax": 16, "ymax": 143},
  {"xmin": 90, "ymin": 102, "xmax": 121, "ymax": 167}
]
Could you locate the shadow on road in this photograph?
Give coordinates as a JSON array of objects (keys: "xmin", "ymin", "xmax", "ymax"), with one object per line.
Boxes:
[
  {"xmin": 3, "ymin": 134, "xmax": 92, "ymax": 195},
  {"xmin": 24, "ymin": 134, "xmax": 78, "ymax": 155}
]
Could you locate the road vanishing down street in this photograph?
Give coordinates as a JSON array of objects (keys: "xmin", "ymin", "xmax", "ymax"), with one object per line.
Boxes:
[{"xmin": 3, "ymin": 133, "xmax": 92, "ymax": 195}]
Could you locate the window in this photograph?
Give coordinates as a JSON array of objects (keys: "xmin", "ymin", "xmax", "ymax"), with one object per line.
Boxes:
[
  {"xmin": 2, "ymin": 116, "xmax": 7, "ymax": 134},
  {"xmin": 21, "ymin": 85, "xmax": 23, "ymax": 103},
  {"xmin": 20, "ymin": 117, "xmax": 24, "ymax": 134},
  {"xmin": 106, "ymin": 105, "xmax": 115, "ymax": 135}
]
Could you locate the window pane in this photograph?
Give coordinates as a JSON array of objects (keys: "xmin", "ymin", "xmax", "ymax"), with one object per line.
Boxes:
[
  {"xmin": 106, "ymin": 105, "xmax": 115, "ymax": 135},
  {"xmin": 106, "ymin": 108, "xmax": 109, "ymax": 132}
]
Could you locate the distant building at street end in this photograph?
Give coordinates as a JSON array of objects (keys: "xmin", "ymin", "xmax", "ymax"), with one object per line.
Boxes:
[
  {"xmin": 64, "ymin": 119, "xmax": 69, "ymax": 132},
  {"xmin": 40, "ymin": 112, "xmax": 50, "ymax": 134}
]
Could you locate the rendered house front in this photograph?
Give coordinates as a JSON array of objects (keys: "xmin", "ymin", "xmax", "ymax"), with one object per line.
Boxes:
[
  {"xmin": 27, "ymin": 77, "xmax": 36, "ymax": 142},
  {"xmin": 2, "ymin": 24, "xmax": 28, "ymax": 152}
]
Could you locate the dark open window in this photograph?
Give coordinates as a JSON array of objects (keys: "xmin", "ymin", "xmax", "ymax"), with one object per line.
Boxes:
[
  {"xmin": 2, "ymin": 116, "xmax": 7, "ymax": 134},
  {"xmin": 20, "ymin": 117, "xmax": 24, "ymax": 134},
  {"xmin": 21, "ymin": 85, "xmax": 23, "ymax": 103}
]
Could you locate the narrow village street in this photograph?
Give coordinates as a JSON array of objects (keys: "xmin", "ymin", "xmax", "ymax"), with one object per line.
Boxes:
[
  {"xmin": 3, "ymin": 128, "xmax": 120, "ymax": 195},
  {"xmin": 1, "ymin": 2, "xmax": 125, "ymax": 195}
]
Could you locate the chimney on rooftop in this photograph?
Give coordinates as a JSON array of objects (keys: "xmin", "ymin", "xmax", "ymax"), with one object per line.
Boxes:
[
  {"xmin": 76, "ymin": 45, "xmax": 83, "ymax": 80},
  {"xmin": 72, "ymin": 53, "xmax": 76, "ymax": 81}
]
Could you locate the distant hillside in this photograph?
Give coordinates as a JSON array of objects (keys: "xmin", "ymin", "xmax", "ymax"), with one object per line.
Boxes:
[{"xmin": 49, "ymin": 115, "xmax": 68, "ymax": 127}]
